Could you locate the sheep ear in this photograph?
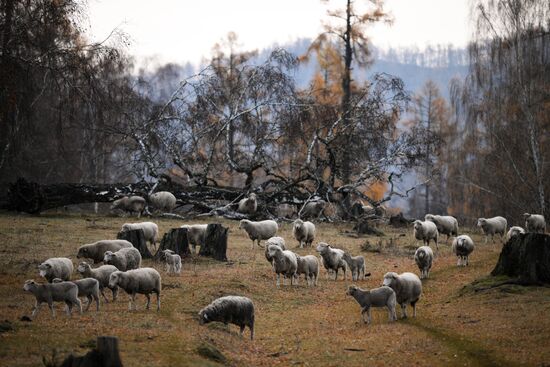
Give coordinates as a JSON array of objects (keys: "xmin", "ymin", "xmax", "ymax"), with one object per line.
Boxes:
[{"xmin": 203, "ymin": 313, "xmax": 208, "ymax": 321}]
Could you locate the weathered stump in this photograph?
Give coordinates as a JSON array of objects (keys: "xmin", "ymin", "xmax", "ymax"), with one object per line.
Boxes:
[
  {"xmin": 491, "ymin": 233, "xmax": 550, "ymax": 285},
  {"xmin": 117, "ymin": 229, "xmax": 153, "ymax": 259},
  {"xmin": 199, "ymin": 223, "xmax": 228, "ymax": 261},
  {"xmin": 154, "ymin": 227, "xmax": 190, "ymax": 260},
  {"xmin": 353, "ymin": 219, "xmax": 385, "ymax": 236},
  {"xmin": 389, "ymin": 212, "xmax": 413, "ymax": 228},
  {"xmin": 61, "ymin": 336, "xmax": 123, "ymax": 367}
]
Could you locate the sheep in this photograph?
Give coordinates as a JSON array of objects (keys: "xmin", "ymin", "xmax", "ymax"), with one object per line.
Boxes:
[
  {"xmin": 120, "ymin": 221, "xmax": 159, "ymax": 249},
  {"xmin": 149, "ymin": 191, "xmax": 177, "ymax": 213},
  {"xmin": 316, "ymin": 242, "xmax": 347, "ymax": 280},
  {"xmin": 266, "ymin": 244, "xmax": 298, "ymax": 287},
  {"xmin": 413, "ymin": 220, "xmax": 439, "ymax": 249},
  {"xmin": 108, "ymin": 268, "xmax": 162, "ymax": 311},
  {"xmin": 198, "ymin": 296, "xmax": 255, "ymax": 340},
  {"xmin": 294, "ymin": 255, "xmax": 319, "ymax": 286},
  {"xmin": 161, "ymin": 250, "xmax": 182, "ymax": 275},
  {"xmin": 342, "ymin": 252, "xmax": 370, "ymax": 281},
  {"xmin": 300, "ymin": 199, "xmax": 326, "ymax": 219},
  {"xmin": 424, "ymin": 214, "xmax": 458, "ymax": 243},
  {"xmin": 346, "ymin": 285, "xmax": 397, "ymax": 325},
  {"xmin": 239, "ymin": 219, "xmax": 278, "ymax": 249},
  {"xmin": 382, "ymin": 272, "xmax": 422, "ymax": 319},
  {"xmin": 103, "ymin": 247, "xmax": 142, "ymax": 271},
  {"xmin": 506, "ymin": 226, "xmax": 526, "ymax": 241},
  {"xmin": 477, "ymin": 216, "xmax": 507, "ymax": 244},
  {"xmin": 38, "ymin": 258, "xmax": 73, "ymax": 283},
  {"xmin": 77, "ymin": 262, "xmax": 119, "ymax": 302},
  {"xmin": 23, "ymin": 280, "xmax": 82, "ymax": 318},
  {"xmin": 451, "ymin": 235, "xmax": 475, "ymax": 267},
  {"xmin": 52, "ymin": 278, "xmax": 100, "ymax": 312},
  {"xmin": 523, "ymin": 213, "xmax": 546, "ymax": 233},
  {"xmin": 414, "ymin": 246, "xmax": 434, "ymax": 279},
  {"xmin": 76, "ymin": 240, "xmax": 132, "ymax": 264},
  {"xmin": 264, "ymin": 236, "xmax": 286, "ymax": 266},
  {"xmin": 110, "ymin": 196, "xmax": 146, "ymax": 218},
  {"xmin": 237, "ymin": 193, "xmax": 257, "ymax": 215},
  {"xmin": 180, "ymin": 224, "xmax": 208, "ymax": 254},
  {"xmin": 292, "ymin": 219, "xmax": 316, "ymax": 248}
]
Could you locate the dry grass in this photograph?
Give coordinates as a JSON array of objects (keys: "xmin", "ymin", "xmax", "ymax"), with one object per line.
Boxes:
[{"xmin": 0, "ymin": 212, "xmax": 549, "ymax": 366}]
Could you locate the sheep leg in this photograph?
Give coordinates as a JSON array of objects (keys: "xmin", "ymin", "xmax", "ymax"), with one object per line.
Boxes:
[
  {"xmin": 361, "ymin": 307, "xmax": 368, "ymax": 323},
  {"xmin": 85, "ymin": 295, "xmax": 92, "ymax": 312},
  {"xmin": 400, "ymin": 303, "xmax": 408, "ymax": 319},
  {"xmin": 48, "ymin": 301, "xmax": 56, "ymax": 318},
  {"xmin": 65, "ymin": 301, "xmax": 73, "ymax": 316},
  {"xmin": 75, "ymin": 298, "xmax": 82, "ymax": 315},
  {"xmin": 276, "ymin": 273, "xmax": 280, "ymax": 287},
  {"xmin": 145, "ymin": 293, "xmax": 151, "ymax": 310},
  {"xmin": 249, "ymin": 325, "xmax": 254, "ymax": 340},
  {"xmin": 156, "ymin": 291, "xmax": 161, "ymax": 311},
  {"xmin": 334, "ymin": 269, "xmax": 338, "ymax": 281},
  {"xmin": 239, "ymin": 325, "xmax": 245, "ymax": 337},
  {"xmin": 411, "ymin": 301, "xmax": 417, "ymax": 318},
  {"xmin": 31, "ymin": 301, "xmax": 41, "ymax": 317},
  {"xmin": 100, "ymin": 287, "xmax": 110, "ymax": 303},
  {"xmin": 94, "ymin": 294, "xmax": 100, "ymax": 312},
  {"xmin": 129, "ymin": 293, "xmax": 137, "ymax": 311}
]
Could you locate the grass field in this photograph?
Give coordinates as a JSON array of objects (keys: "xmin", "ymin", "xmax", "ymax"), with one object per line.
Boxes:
[{"xmin": 0, "ymin": 212, "xmax": 549, "ymax": 366}]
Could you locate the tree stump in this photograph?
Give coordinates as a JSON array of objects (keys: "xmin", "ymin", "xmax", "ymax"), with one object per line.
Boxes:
[
  {"xmin": 154, "ymin": 227, "xmax": 190, "ymax": 260},
  {"xmin": 60, "ymin": 336, "xmax": 123, "ymax": 367},
  {"xmin": 117, "ymin": 229, "xmax": 153, "ymax": 259},
  {"xmin": 353, "ymin": 219, "xmax": 385, "ymax": 236},
  {"xmin": 389, "ymin": 212, "xmax": 413, "ymax": 228},
  {"xmin": 198, "ymin": 223, "xmax": 228, "ymax": 261},
  {"xmin": 491, "ymin": 233, "xmax": 550, "ymax": 285}
]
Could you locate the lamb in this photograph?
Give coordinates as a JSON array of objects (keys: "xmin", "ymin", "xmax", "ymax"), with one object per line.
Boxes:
[
  {"xmin": 424, "ymin": 214, "xmax": 458, "ymax": 243},
  {"xmin": 294, "ymin": 255, "xmax": 319, "ymax": 286},
  {"xmin": 316, "ymin": 242, "xmax": 347, "ymax": 280},
  {"xmin": 506, "ymin": 226, "xmax": 526, "ymax": 241},
  {"xmin": 237, "ymin": 193, "xmax": 257, "ymax": 215},
  {"xmin": 23, "ymin": 280, "xmax": 82, "ymax": 318},
  {"xmin": 292, "ymin": 219, "xmax": 316, "ymax": 248},
  {"xmin": 110, "ymin": 196, "xmax": 146, "ymax": 218},
  {"xmin": 342, "ymin": 252, "xmax": 369, "ymax": 281},
  {"xmin": 161, "ymin": 250, "xmax": 182, "ymax": 275},
  {"xmin": 76, "ymin": 240, "xmax": 132, "ymax": 264},
  {"xmin": 346, "ymin": 285, "xmax": 397, "ymax": 325},
  {"xmin": 413, "ymin": 220, "xmax": 439, "ymax": 249},
  {"xmin": 451, "ymin": 235, "xmax": 475, "ymax": 266},
  {"xmin": 149, "ymin": 191, "xmax": 177, "ymax": 213},
  {"xmin": 239, "ymin": 219, "xmax": 278, "ymax": 249},
  {"xmin": 180, "ymin": 224, "xmax": 208, "ymax": 254},
  {"xmin": 382, "ymin": 272, "xmax": 422, "ymax": 318},
  {"xmin": 477, "ymin": 216, "xmax": 507, "ymax": 244},
  {"xmin": 77, "ymin": 262, "xmax": 119, "ymax": 302},
  {"xmin": 266, "ymin": 244, "xmax": 298, "ymax": 287},
  {"xmin": 103, "ymin": 247, "xmax": 142, "ymax": 271},
  {"xmin": 52, "ymin": 277, "xmax": 100, "ymax": 312},
  {"xmin": 120, "ymin": 221, "xmax": 159, "ymax": 249},
  {"xmin": 109, "ymin": 268, "xmax": 162, "ymax": 311},
  {"xmin": 198, "ymin": 296, "xmax": 255, "ymax": 340},
  {"xmin": 523, "ymin": 213, "xmax": 546, "ymax": 233},
  {"xmin": 264, "ymin": 236, "xmax": 286, "ymax": 266},
  {"xmin": 414, "ymin": 246, "xmax": 434, "ymax": 279},
  {"xmin": 300, "ymin": 200, "xmax": 326, "ymax": 219},
  {"xmin": 38, "ymin": 257, "xmax": 73, "ymax": 283}
]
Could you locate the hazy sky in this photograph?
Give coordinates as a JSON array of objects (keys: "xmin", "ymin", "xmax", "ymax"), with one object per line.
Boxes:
[{"xmin": 87, "ymin": 0, "xmax": 470, "ymax": 65}]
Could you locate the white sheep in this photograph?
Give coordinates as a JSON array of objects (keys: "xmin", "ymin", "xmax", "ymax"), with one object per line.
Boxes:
[
  {"xmin": 237, "ymin": 193, "xmax": 257, "ymax": 215},
  {"xmin": 180, "ymin": 224, "xmax": 208, "ymax": 254},
  {"xmin": 523, "ymin": 213, "xmax": 546, "ymax": 233},
  {"xmin": 110, "ymin": 196, "xmax": 146, "ymax": 218},
  {"xmin": 149, "ymin": 191, "xmax": 177, "ymax": 213},
  {"xmin": 109, "ymin": 268, "xmax": 162, "ymax": 311},
  {"xmin": 295, "ymin": 255, "xmax": 319, "ymax": 286},
  {"xmin": 382, "ymin": 272, "xmax": 422, "ymax": 319},
  {"xmin": 342, "ymin": 252, "xmax": 369, "ymax": 281},
  {"xmin": 239, "ymin": 219, "xmax": 278, "ymax": 249},
  {"xmin": 413, "ymin": 220, "xmax": 439, "ymax": 249},
  {"xmin": 266, "ymin": 244, "xmax": 298, "ymax": 287},
  {"xmin": 77, "ymin": 262, "xmax": 119, "ymax": 302},
  {"xmin": 346, "ymin": 285, "xmax": 397, "ymax": 325},
  {"xmin": 120, "ymin": 221, "xmax": 159, "ymax": 249},
  {"xmin": 292, "ymin": 219, "xmax": 316, "ymax": 248},
  {"xmin": 316, "ymin": 242, "xmax": 347, "ymax": 280},
  {"xmin": 264, "ymin": 236, "xmax": 286, "ymax": 267},
  {"xmin": 414, "ymin": 246, "xmax": 434, "ymax": 279},
  {"xmin": 38, "ymin": 258, "xmax": 73, "ymax": 283},
  {"xmin": 23, "ymin": 280, "xmax": 82, "ymax": 318},
  {"xmin": 161, "ymin": 249, "xmax": 182, "ymax": 275},
  {"xmin": 103, "ymin": 247, "xmax": 142, "ymax": 271},
  {"xmin": 424, "ymin": 214, "xmax": 458, "ymax": 243},
  {"xmin": 301, "ymin": 200, "xmax": 326, "ymax": 219},
  {"xmin": 477, "ymin": 216, "xmax": 507, "ymax": 244},
  {"xmin": 52, "ymin": 278, "xmax": 100, "ymax": 312},
  {"xmin": 76, "ymin": 240, "xmax": 132, "ymax": 264},
  {"xmin": 506, "ymin": 226, "xmax": 526, "ymax": 241},
  {"xmin": 451, "ymin": 235, "xmax": 475, "ymax": 266}
]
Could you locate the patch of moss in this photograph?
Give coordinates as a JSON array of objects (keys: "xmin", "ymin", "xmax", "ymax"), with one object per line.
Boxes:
[
  {"xmin": 459, "ymin": 275, "xmax": 530, "ymax": 296},
  {"xmin": 196, "ymin": 342, "xmax": 227, "ymax": 364}
]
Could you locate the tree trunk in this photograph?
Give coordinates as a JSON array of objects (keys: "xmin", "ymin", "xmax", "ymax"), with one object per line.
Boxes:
[
  {"xmin": 154, "ymin": 227, "xmax": 190, "ymax": 260},
  {"xmin": 60, "ymin": 336, "xmax": 123, "ymax": 367},
  {"xmin": 117, "ymin": 229, "xmax": 153, "ymax": 259},
  {"xmin": 198, "ymin": 223, "xmax": 228, "ymax": 261}
]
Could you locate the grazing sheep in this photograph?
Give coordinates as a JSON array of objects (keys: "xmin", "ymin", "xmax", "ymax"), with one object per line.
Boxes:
[
  {"xmin": 301, "ymin": 200, "xmax": 326, "ymax": 219},
  {"xmin": 346, "ymin": 285, "xmax": 397, "ymax": 324},
  {"xmin": 109, "ymin": 268, "xmax": 162, "ymax": 311},
  {"xmin": 425, "ymin": 214, "xmax": 458, "ymax": 243},
  {"xmin": 316, "ymin": 242, "xmax": 347, "ymax": 280},
  {"xmin": 506, "ymin": 226, "xmax": 526, "ymax": 241},
  {"xmin": 161, "ymin": 250, "xmax": 182, "ymax": 275},
  {"xmin": 38, "ymin": 258, "xmax": 73, "ymax": 283},
  {"xmin": 414, "ymin": 246, "xmax": 434, "ymax": 279},
  {"xmin": 53, "ymin": 278, "xmax": 100, "ymax": 312},
  {"xmin": 452, "ymin": 235, "xmax": 475, "ymax": 267},
  {"xmin": 413, "ymin": 220, "xmax": 439, "ymax": 249},
  {"xmin": 199, "ymin": 296, "xmax": 255, "ymax": 340},
  {"xmin": 239, "ymin": 219, "xmax": 278, "ymax": 249},
  {"xmin": 342, "ymin": 253, "xmax": 369, "ymax": 281},
  {"xmin": 76, "ymin": 240, "xmax": 132, "ymax": 264},
  {"xmin": 149, "ymin": 191, "xmax": 177, "ymax": 213},
  {"xmin": 295, "ymin": 255, "xmax": 319, "ymax": 286},
  {"xmin": 237, "ymin": 193, "xmax": 258, "ymax": 215},
  {"xmin": 103, "ymin": 247, "xmax": 142, "ymax": 271},
  {"xmin": 23, "ymin": 280, "xmax": 82, "ymax": 318},
  {"xmin": 382, "ymin": 272, "xmax": 422, "ymax": 319},
  {"xmin": 180, "ymin": 224, "xmax": 208, "ymax": 254},
  {"xmin": 292, "ymin": 219, "xmax": 316, "ymax": 248},
  {"xmin": 477, "ymin": 216, "xmax": 507, "ymax": 244},
  {"xmin": 77, "ymin": 262, "xmax": 119, "ymax": 302},
  {"xmin": 120, "ymin": 221, "xmax": 159, "ymax": 249},
  {"xmin": 266, "ymin": 245, "xmax": 298, "ymax": 287},
  {"xmin": 264, "ymin": 237, "xmax": 286, "ymax": 266},
  {"xmin": 524, "ymin": 213, "xmax": 546, "ymax": 233},
  {"xmin": 110, "ymin": 196, "xmax": 146, "ymax": 218}
]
